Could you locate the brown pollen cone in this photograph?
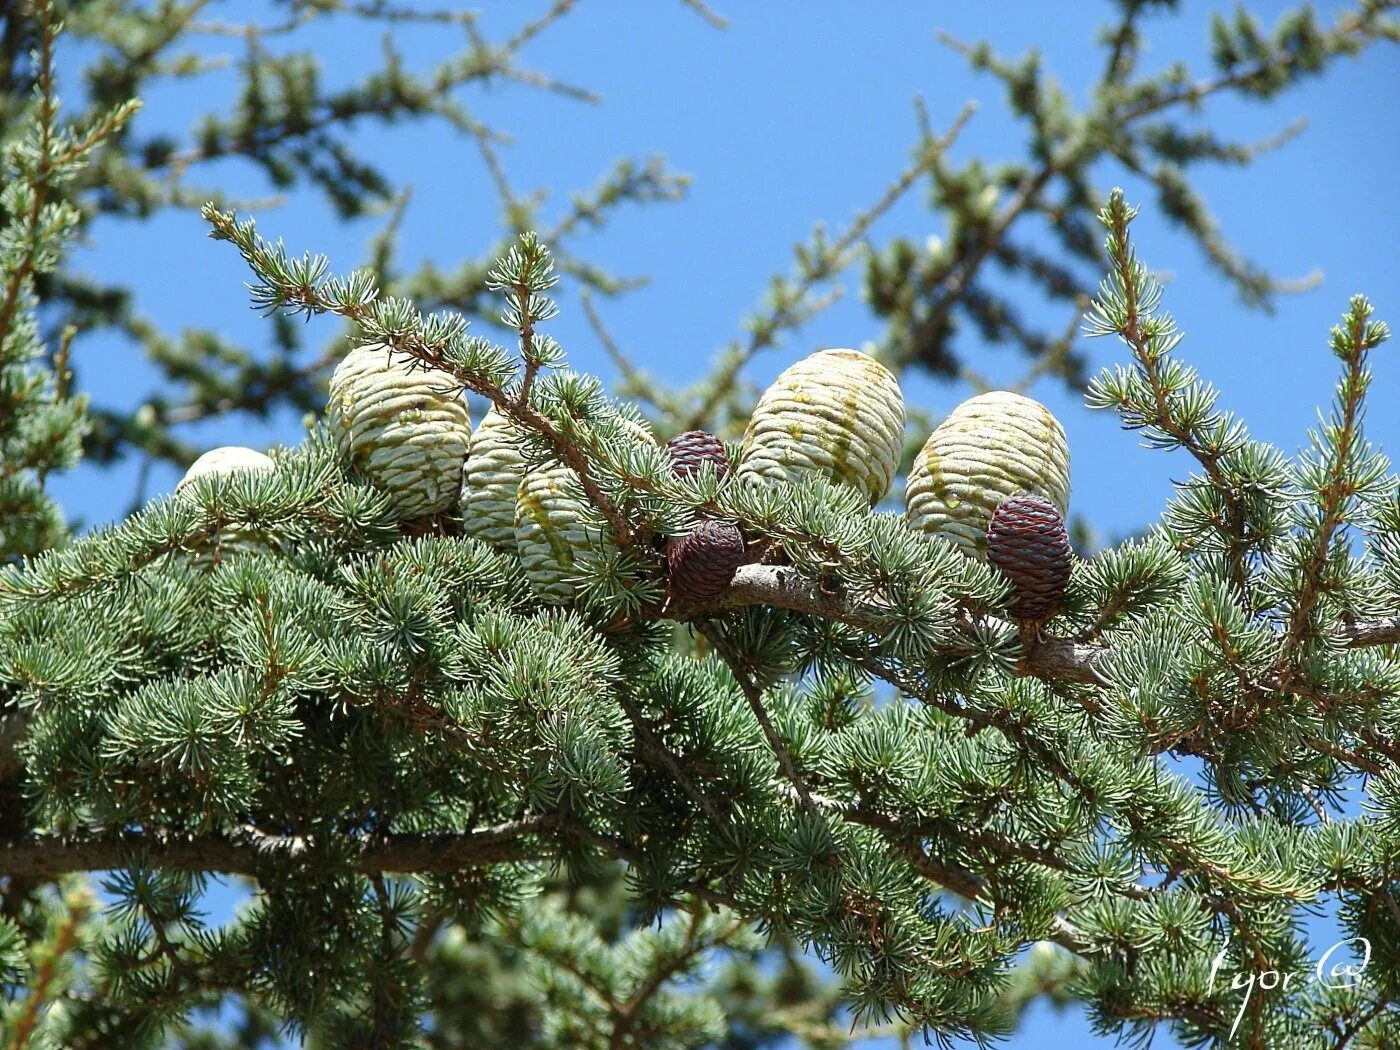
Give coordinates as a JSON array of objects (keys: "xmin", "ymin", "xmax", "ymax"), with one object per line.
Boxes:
[
  {"xmin": 667, "ymin": 519, "xmax": 745, "ymax": 604},
  {"xmin": 664, "ymin": 430, "xmax": 730, "ymax": 480},
  {"xmin": 986, "ymin": 493, "xmax": 1072, "ymax": 622}
]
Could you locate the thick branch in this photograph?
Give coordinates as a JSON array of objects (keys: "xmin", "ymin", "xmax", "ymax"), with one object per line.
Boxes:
[
  {"xmin": 699, "ymin": 564, "xmax": 1400, "ymax": 688},
  {"xmin": 900, "ymin": 840, "xmax": 1093, "ymax": 957},
  {"xmin": 0, "ymin": 819, "xmax": 554, "ymax": 880},
  {"xmin": 705, "ymin": 564, "xmax": 1102, "ymax": 683},
  {"xmin": 1340, "ymin": 617, "xmax": 1400, "ymax": 648},
  {"xmin": 715, "ymin": 564, "xmax": 886, "ymax": 628}
]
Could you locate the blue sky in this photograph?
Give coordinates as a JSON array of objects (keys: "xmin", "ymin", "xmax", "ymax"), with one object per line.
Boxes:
[{"xmin": 47, "ymin": 1, "xmax": 1400, "ymax": 1045}]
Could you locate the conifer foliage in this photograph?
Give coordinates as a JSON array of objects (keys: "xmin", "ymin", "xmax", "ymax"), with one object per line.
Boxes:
[
  {"xmin": 1, "ymin": 3, "xmax": 1399, "ymax": 1048},
  {"xmin": 2, "ymin": 179, "xmax": 1399, "ymax": 1045}
]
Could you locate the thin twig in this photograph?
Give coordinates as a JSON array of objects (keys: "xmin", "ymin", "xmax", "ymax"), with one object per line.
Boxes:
[
  {"xmin": 699, "ymin": 622, "xmax": 819, "ymax": 817},
  {"xmin": 1276, "ymin": 305, "xmax": 1373, "ymax": 686},
  {"xmin": 580, "ymin": 289, "xmax": 660, "ymax": 413},
  {"xmin": 620, "ymin": 695, "xmax": 730, "ymax": 829}
]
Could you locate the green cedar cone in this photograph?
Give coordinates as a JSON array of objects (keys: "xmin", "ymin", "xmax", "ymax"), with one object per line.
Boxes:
[
  {"xmin": 514, "ymin": 463, "xmax": 595, "ymax": 605},
  {"xmin": 174, "ymin": 446, "xmax": 276, "ymax": 565},
  {"xmin": 737, "ymin": 348, "xmax": 905, "ymax": 504},
  {"xmin": 905, "ymin": 391, "xmax": 1070, "ymax": 560},
  {"xmin": 327, "ymin": 342, "xmax": 473, "ymax": 518},
  {"xmin": 513, "ymin": 416, "xmax": 654, "ymax": 604},
  {"xmin": 461, "ymin": 405, "xmax": 527, "ymax": 550}
]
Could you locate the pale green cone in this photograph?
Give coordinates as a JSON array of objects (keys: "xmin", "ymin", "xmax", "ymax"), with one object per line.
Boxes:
[
  {"xmin": 175, "ymin": 446, "xmax": 277, "ymax": 565},
  {"xmin": 461, "ymin": 405, "xmax": 526, "ymax": 550},
  {"xmin": 327, "ymin": 342, "xmax": 472, "ymax": 518},
  {"xmin": 737, "ymin": 347, "xmax": 905, "ymax": 504},
  {"xmin": 513, "ymin": 415, "xmax": 653, "ymax": 604},
  {"xmin": 905, "ymin": 390, "xmax": 1070, "ymax": 560}
]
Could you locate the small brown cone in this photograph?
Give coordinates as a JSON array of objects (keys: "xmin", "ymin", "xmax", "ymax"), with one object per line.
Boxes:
[
  {"xmin": 667, "ymin": 520, "xmax": 745, "ymax": 604},
  {"xmin": 665, "ymin": 430, "xmax": 729, "ymax": 480},
  {"xmin": 986, "ymin": 493, "xmax": 1072, "ymax": 622}
]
